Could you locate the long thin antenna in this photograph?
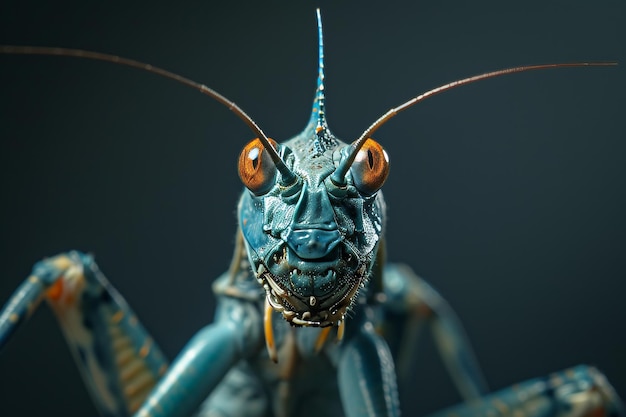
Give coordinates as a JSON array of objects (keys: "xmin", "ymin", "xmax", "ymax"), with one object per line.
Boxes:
[
  {"xmin": 0, "ymin": 45, "xmax": 297, "ymax": 184},
  {"xmin": 331, "ymin": 62, "xmax": 617, "ymax": 185},
  {"xmin": 309, "ymin": 8, "xmax": 328, "ymax": 129}
]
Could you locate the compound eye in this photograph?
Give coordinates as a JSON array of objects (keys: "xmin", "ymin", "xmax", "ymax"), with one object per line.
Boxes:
[
  {"xmin": 350, "ymin": 138, "xmax": 389, "ymax": 195},
  {"xmin": 238, "ymin": 138, "xmax": 278, "ymax": 195}
]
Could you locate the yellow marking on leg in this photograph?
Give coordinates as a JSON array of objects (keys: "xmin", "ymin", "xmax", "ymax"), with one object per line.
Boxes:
[
  {"xmin": 129, "ymin": 385, "xmax": 156, "ymax": 410},
  {"xmin": 264, "ymin": 299, "xmax": 278, "ymax": 363},
  {"xmin": 52, "ymin": 255, "xmax": 73, "ymax": 270},
  {"xmin": 111, "ymin": 310, "xmax": 124, "ymax": 324},
  {"xmin": 124, "ymin": 371, "xmax": 155, "ymax": 397},
  {"xmin": 314, "ymin": 326, "xmax": 331, "ymax": 353},
  {"xmin": 9, "ymin": 313, "xmax": 19, "ymax": 323},
  {"xmin": 116, "ymin": 347, "xmax": 135, "ymax": 367},
  {"xmin": 139, "ymin": 339, "xmax": 152, "ymax": 358},
  {"xmin": 28, "ymin": 275, "xmax": 40, "ymax": 284},
  {"xmin": 113, "ymin": 336, "xmax": 132, "ymax": 352},
  {"xmin": 120, "ymin": 359, "xmax": 144, "ymax": 382},
  {"xmin": 336, "ymin": 320, "xmax": 345, "ymax": 343}
]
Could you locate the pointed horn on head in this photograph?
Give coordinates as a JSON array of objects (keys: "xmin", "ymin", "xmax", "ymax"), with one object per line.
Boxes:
[{"xmin": 309, "ymin": 8, "xmax": 328, "ymax": 132}]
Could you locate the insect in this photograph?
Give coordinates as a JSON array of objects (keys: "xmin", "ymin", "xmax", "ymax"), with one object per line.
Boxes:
[{"xmin": 1, "ymin": 5, "xmax": 624, "ymax": 416}]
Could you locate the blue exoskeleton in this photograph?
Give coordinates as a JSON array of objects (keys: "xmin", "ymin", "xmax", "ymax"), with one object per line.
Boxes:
[{"xmin": 0, "ymin": 9, "xmax": 621, "ymax": 417}]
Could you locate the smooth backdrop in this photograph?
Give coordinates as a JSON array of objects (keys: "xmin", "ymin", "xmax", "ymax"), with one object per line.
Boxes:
[{"xmin": 0, "ymin": 2, "xmax": 624, "ymax": 416}]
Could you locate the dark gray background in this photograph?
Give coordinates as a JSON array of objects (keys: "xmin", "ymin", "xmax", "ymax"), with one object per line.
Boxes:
[{"xmin": 0, "ymin": 1, "xmax": 624, "ymax": 416}]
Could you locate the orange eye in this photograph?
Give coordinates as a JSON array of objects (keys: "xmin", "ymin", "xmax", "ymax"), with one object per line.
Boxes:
[
  {"xmin": 350, "ymin": 138, "xmax": 389, "ymax": 195},
  {"xmin": 238, "ymin": 138, "xmax": 278, "ymax": 195}
]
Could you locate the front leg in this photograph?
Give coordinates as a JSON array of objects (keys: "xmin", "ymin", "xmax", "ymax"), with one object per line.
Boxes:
[
  {"xmin": 132, "ymin": 296, "xmax": 263, "ymax": 417},
  {"xmin": 0, "ymin": 251, "xmax": 170, "ymax": 416},
  {"xmin": 338, "ymin": 319, "xmax": 400, "ymax": 417}
]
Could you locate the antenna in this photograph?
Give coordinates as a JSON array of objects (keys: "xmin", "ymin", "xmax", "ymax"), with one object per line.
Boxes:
[
  {"xmin": 0, "ymin": 45, "xmax": 297, "ymax": 185},
  {"xmin": 330, "ymin": 62, "xmax": 617, "ymax": 185}
]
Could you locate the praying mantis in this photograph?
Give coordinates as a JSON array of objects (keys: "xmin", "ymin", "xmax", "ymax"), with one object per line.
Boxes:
[{"xmin": 0, "ymin": 3, "xmax": 624, "ymax": 417}]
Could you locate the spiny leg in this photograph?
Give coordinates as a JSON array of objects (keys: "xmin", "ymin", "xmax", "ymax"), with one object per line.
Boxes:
[
  {"xmin": 0, "ymin": 251, "xmax": 169, "ymax": 417},
  {"xmin": 426, "ymin": 365, "xmax": 623, "ymax": 417},
  {"xmin": 382, "ymin": 263, "xmax": 488, "ymax": 401}
]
